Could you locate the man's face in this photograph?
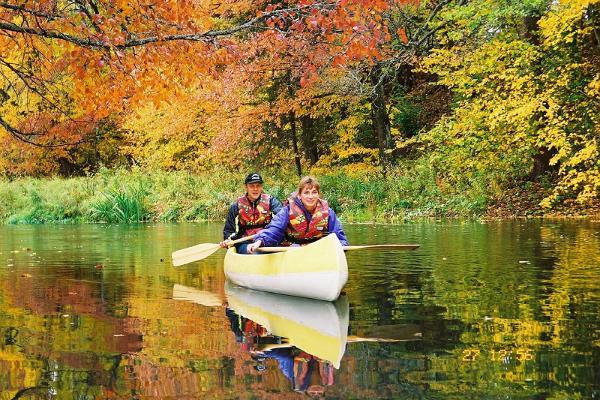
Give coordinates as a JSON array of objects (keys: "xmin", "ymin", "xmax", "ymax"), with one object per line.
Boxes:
[{"xmin": 246, "ymin": 183, "xmax": 263, "ymax": 201}]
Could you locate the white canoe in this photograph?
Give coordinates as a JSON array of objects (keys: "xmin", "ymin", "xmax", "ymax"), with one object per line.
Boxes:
[
  {"xmin": 225, "ymin": 282, "xmax": 349, "ymax": 368},
  {"xmin": 223, "ymin": 234, "xmax": 348, "ymax": 301}
]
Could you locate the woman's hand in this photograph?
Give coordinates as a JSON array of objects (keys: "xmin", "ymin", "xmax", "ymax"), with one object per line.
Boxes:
[{"xmin": 247, "ymin": 240, "xmax": 263, "ymax": 254}]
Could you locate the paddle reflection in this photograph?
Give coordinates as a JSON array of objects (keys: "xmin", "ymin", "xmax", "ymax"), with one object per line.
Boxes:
[{"xmin": 224, "ymin": 282, "xmax": 349, "ymax": 395}]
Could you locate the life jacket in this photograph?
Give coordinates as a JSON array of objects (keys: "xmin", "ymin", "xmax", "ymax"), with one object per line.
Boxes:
[
  {"xmin": 293, "ymin": 351, "xmax": 316, "ymax": 392},
  {"xmin": 237, "ymin": 193, "xmax": 272, "ymax": 236},
  {"xmin": 285, "ymin": 195, "xmax": 330, "ymax": 244}
]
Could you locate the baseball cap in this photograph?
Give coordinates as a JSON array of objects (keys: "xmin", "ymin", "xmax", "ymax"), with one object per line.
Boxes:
[{"xmin": 244, "ymin": 173, "xmax": 264, "ymax": 184}]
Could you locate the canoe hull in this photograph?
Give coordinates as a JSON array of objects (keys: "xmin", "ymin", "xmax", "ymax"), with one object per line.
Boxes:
[{"xmin": 224, "ymin": 234, "xmax": 348, "ymax": 301}]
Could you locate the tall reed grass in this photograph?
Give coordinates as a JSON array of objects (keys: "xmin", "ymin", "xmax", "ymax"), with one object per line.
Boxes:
[{"xmin": 0, "ymin": 162, "xmax": 491, "ymax": 224}]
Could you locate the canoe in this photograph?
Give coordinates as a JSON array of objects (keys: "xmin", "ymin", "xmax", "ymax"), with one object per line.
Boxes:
[
  {"xmin": 225, "ymin": 282, "xmax": 349, "ymax": 368},
  {"xmin": 223, "ymin": 234, "xmax": 348, "ymax": 301}
]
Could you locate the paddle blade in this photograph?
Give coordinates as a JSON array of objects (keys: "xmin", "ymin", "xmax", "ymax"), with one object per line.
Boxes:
[
  {"xmin": 347, "ymin": 323, "xmax": 422, "ymax": 343},
  {"xmin": 172, "ymin": 284, "xmax": 222, "ymax": 307},
  {"xmin": 172, "ymin": 243, "xmax": 220, "ymax": 266}
]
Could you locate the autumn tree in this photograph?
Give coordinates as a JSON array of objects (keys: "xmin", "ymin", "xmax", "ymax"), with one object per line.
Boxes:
[
  {"xmin": 419, "ymin": 0, "xmax": 600, "ymax": 205},
  {"xmin": 1, "ymin": 0, "xmax": 414, "ymax": 175}
]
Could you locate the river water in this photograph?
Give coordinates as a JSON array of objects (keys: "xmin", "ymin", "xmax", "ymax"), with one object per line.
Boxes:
[{"xmin": 0, "ymin": 221, "xmax": 599, "ymax": 399}]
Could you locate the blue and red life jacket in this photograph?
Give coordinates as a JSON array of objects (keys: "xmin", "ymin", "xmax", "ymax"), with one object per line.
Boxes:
[{"xmin": 237, "ymin": 193, "xmax": 272, "ymax": 236}]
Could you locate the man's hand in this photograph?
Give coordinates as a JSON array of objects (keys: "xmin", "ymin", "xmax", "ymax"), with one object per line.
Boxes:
[
  {"xmin": 219, "ymin": 239, "xmax": 233, "ymax": 248},
  {"xmin": 247, "ymin": 240, "xmax": 263, "ymax": 254}
]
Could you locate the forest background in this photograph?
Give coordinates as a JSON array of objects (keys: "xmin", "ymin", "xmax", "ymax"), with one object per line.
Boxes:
[{"xmin": 0, "ymin": 0, "xmax": 598, "ymax": 224}]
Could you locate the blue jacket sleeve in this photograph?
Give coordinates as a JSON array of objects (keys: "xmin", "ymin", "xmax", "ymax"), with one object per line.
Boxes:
[
  {"xmin": 270, "ymin": 197, "xmax": 283, "ymax": 216},
  {"xmin": 223, "ymin": 203, "xmax": 239, "ymax": 240},
  {"xmin": 254, "ymin": 205, "xmax": 290, "ymax": 246},
  {"xmin": 328, "ymin": 208, "xmax": 349, "ymax": 246}
]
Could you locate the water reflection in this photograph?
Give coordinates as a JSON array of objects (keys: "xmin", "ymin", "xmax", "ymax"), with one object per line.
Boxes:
[
  {"xmin": 224, "ymin": 282, "xmax": 349, "ymax": 368},
  {"xmin": 0, "ymin": 222, "xmax": 599, "ymax": 398},
  {"xmin": 174, "ymin": 282, "xmax": 348, "ymax": 396},
  {"xmin": 250, "ymin": 347, "xmax": 335, "ymax": 396}
]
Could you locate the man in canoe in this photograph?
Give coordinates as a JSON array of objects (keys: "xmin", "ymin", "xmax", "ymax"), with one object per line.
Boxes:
[
  {"xmin": 219, "ymin": 172, "xmax": 283, "ymax": 254},
  {"xmin": 246, "ymin": 176, "xmax": 348, "ymax": 253}
]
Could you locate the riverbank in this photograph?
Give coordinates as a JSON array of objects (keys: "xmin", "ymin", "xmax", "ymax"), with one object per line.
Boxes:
[
  {"xmin": 0, "ymin": 168, "xmax": 596, "ymax": 224},
  {"xmin": 484, "ymin": 182, "xmax": 600, "ymax": 220}
]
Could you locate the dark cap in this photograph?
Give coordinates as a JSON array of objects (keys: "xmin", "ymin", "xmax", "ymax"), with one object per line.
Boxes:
[{"xmin": 244, "ymin": 173, "xmax": 263, "ymax": 184}]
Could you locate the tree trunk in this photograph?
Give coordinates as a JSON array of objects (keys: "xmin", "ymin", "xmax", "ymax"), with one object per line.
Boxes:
[
  {"xmin": 520, "ymin": 15, "xmax": 541, "ymax": 45},
  {"xmin": 588, "ymin": 5, "xmax": 600, "ymax": 49},
  {"xmin": 370, "ymin": 65, "xmax": 392, "ymax": 172},
  {"xmin": 284, "ymin": 70, "xmax": 303, "ymax": 176},
  {"xmin": 530, "ymin": 146, "xmax": 556, "ymax": 179},
  {"xmin": 300, "ymin": 115, "xmax": 319, "ymax": 165},
  {"xmin": 289, "ymin": 111, "xmax": 303, "ymax": 177}
]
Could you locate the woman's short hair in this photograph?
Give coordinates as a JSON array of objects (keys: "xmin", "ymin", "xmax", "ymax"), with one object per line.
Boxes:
[{"xmin": 297, "ymin": 176, "xmax": 320, "ymax": 194}]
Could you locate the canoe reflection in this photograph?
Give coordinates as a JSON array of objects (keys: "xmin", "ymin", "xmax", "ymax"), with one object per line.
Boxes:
[
  {"xmin": 225, "ymin": 282, "xmax": 349, "ymax": 392},
  {"xmin": 225, "ymin": 282, "xmax": 349, "ymax": 367}
]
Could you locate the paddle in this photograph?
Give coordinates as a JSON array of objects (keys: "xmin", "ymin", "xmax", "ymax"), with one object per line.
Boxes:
[
  {"xmin": 172, "ymin": 284, "xmax": 222, "ymax": 306},
  {"xmin": 256, "ymin": 243, "xmax": 420, "ymax": 253},
  {"xmin": 172, "ymin": 234, "xmax": 255, "ymax": 267}
]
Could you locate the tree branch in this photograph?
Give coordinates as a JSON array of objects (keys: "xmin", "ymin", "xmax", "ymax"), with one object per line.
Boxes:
[
  {"xmin": 0, "ymin": 114, "xmax": 88, "ymax": 147},
  {"xmin": 0, "ymin": 4, "xmax": 337, "ymax": 50},
  {"xmin": 0, "ymin": 2, "xmax": 60, "ymax": 19}
]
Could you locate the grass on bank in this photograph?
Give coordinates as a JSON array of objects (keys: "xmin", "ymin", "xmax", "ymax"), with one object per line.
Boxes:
[{"xmin": 0, "ymin": 162, "xmax": 496, "ymax": 224}]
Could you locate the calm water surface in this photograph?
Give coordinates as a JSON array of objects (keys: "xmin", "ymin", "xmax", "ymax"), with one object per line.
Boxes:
[{"xmin": 0, "ymin": 221, "xmax": 599, "ymax": 399}]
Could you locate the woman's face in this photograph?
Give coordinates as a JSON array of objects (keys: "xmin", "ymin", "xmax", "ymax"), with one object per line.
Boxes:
[{"xmin": 299, "ymin": 185, "xmax": 320, "ymax": 210}]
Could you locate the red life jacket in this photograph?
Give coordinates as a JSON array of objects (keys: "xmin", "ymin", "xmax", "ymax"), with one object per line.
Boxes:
[
  {"xmin": 237, "ymin": 193, "xmax": 272, "ymax": 236},
  {"xmin": 285, "ymin": 195, "xmax": 330, "ymax": 244}
]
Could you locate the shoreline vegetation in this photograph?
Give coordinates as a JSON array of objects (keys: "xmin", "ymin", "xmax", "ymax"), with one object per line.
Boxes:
[
  {"xmin": 1, "ymin": 1, "xmax": 599, "ymax": 225},
  {"xmin": 1, "ymin": 168, "xmax": 597, "ymax": 225}
]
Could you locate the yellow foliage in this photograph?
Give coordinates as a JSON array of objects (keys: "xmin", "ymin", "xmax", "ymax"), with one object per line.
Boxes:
[
  {"xmin": 539, "ymin": 0, "xmax": 600, "ymax": 48},
  {"xmin": 421, "ymin": 0, "xmax": 600, "ymax": 205},
  {"xmin": 310, "ymin": 102, "xmax": 380, "ymax": 175},
  {"xmin": 123, "ymin": 83, "xmax": 217, "ymax": 171}
]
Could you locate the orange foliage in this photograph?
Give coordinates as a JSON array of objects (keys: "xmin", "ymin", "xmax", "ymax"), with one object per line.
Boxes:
[{"xmin": 0, "ymin": 0, "xmax": 415, "ymax": 174}]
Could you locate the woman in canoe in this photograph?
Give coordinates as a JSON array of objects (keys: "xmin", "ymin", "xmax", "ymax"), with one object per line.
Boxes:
[{"xmin": 247, "ymin": 176, "xmax": 348, "ymax": 253}]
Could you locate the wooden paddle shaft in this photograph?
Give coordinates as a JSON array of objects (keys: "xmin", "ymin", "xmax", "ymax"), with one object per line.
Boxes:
[
  {"xmin": 172, "ymin": 234, "xmax": 255, "ymax": 258},
  {"xmin": 171, "ymin": 234, "xmax": 257, "ymax": 267},
  {"xmin": 344, "ymin": 244, "xmax": 419, "ymax": 251},
  {"xmin": 227, "ymin": 234, "xmax": 256, "ymax": 246},
  {"xmin": 257, "ymin": 244, "xmax": 420, "ymax": 253}
]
